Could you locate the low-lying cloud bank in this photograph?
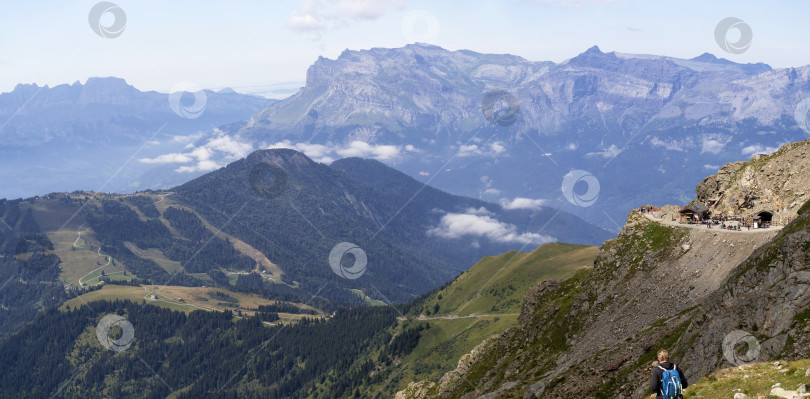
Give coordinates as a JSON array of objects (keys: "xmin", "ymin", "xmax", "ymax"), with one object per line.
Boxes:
[
  {"xmin": 428, "ymin": 211, "xmax": 555, "ymax": 246},
  {"xmin": 267, "ymin": 140, "xmax": 414, "ymax": 163}
]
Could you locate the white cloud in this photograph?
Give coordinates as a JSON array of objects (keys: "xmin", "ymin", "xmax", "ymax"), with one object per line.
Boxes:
[
  {"xmin": 499, "ymin": 197, "xmax": 547, "ymax": 210},
  {"xmin": 703, "ymin": 164, "xmax": 720, "ymax": 170},
  {"xmin": 139, "ymin": 133, "xmax": 255, "ymax": 173},
  {"xmin": 206, "ymin": 135, "xmax": 254, "ymax": 159},
  {"xmin": 586, "ymin": 144, "xmax": 622, "ymax": 159},
  {"xmin": 288, "ymin": 0, "xmax": 404, "ymax": 33},
  {"xmin": 288, "ymin": 12, "xmax": 326, "ymax": 32},
  {"xmin": 741, "ymin": 144, "xmax": 780, "ymax": 156},
  {"xmin": 138, "ymin": 153, "xmax": 193, "ymax": 164},
  {"xmin": 700, "ymin": 134, "xmax": 731, "ymax": 154},
  {"xmin": 175, "ymin": 160, "xmax": 220, "ymax": 173},
  {"xmin": 464, "ymin": 207, "xmax": 494, "ymax": 216},
  {"xmin": 701, "ymin": 139, "xmax": 725, "ymax": 154},
  {"xmin": 525, "ymin": 0, "xmax": 616, "ymax": 8},
  {"xmin": 457, "ymin": 144, "xmax": 480, "ymax": 157},
  {"xmin": 483, "ymin": 188, "xmax": 501, "ymax": 196},
  {"xmin": 188, "ymin": 146, "xmax": 213, "ymax": 162},
  {"xmin": 428, "ymin": 212, "xmax": 555, "ymax": 245},
  {"xmin": 268, "ymin": 140, "xmax": 408, "ymax": 163},
  {"xmin": 490, "ymin": 142, "xmax": 506, "ymax": 154},
  {"xmin": 331, "ymin": 0, "xmax": 394, "ymax": 19},
  {"xmin": 336, "ymin": 140, "xmax": 401, "ymax": 161},
  {"xmin": 171, "ymin": 133, "xmax": 203, "ymax": 144},
  {"xmin": 268, "ymin": 140, "xmax": 334, "ymax": 160},
  {"xmin": 456, "ymin": 141, "xmax": 508, "ymax": 157},
  {"xmin": 649, "ymin": 137, "xmax": 685, "ymax": 152}
]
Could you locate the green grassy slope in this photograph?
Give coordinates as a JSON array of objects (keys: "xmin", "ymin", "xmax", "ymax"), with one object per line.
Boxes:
[
  {"xmin": 678, "ymin": 359, "xmax": 810, "ymax": 399},
  {"xmin": 352, "ymin": 242, "xmax": 599, "ymax": 397},
  {"xmin": 415, "ymin": 242, "xmax": 599, "ymax": 318}
]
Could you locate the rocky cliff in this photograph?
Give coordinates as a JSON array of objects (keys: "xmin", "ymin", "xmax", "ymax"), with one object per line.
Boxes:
[
  {"xmin": 696, "ymin": 139, "xmax": 810, "ymax": 223},
  {"xmin": 246, "ymin": 44, "xmax": 798, "ymax": 138}
]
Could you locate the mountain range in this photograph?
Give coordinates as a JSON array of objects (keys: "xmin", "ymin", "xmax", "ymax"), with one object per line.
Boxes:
[
  {"xmin": 198, "ymin": 43, "xmax": 810, "ymax": 231},
  {"xmin": 0, "ymin": 77, "xmax": 274, "ymax": 198},
  {"xmin": 7, "ymin": 45, "xmax": 810, "ymax": 232}
]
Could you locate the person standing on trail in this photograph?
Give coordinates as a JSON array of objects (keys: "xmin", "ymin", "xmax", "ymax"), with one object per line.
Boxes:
[{"xmin": 650, "ymin": 350, "xmax": 688, "ymax": 399}]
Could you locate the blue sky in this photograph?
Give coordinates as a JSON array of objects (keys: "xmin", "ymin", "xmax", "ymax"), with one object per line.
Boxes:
[{"xmin": 1, "ymin": 0, "xmax": 807, "ymax": 98}]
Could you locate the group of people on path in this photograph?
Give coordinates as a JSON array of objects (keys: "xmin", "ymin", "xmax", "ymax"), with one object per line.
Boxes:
[{"xmin": 702, "ymin": 220, "xmax": 750, "ymax": 231}]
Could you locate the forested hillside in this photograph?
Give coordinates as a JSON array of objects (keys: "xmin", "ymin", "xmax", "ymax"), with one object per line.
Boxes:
[
  {"xmin": 0, "ymin": 199, "xmax": 72, "ymax": 337},
  {"xmin": 0, "ymin": 302, "xmax": 398, "ymax": 398}
]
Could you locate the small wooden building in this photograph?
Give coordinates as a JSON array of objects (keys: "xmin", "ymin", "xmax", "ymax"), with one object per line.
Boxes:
[{"xmin": 679, "ymin": 204, "xmax": 709, "ymax": 221}]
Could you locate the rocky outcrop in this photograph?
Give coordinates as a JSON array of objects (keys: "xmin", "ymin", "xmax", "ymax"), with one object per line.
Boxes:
[
  {"xmin": 677, "ymin": 217, "xmax": 810, "ymax": 379},
  {"xmin": 695, "ymin": 139, "xmax": 810, "ymax": 223}
]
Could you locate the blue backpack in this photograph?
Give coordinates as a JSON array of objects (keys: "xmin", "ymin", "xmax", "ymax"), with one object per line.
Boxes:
[{"xmin": 659, "ymin": 364, "xmax": 683, "ymax": 399}]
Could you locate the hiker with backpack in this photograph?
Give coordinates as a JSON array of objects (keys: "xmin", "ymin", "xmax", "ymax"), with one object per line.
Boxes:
[{"xmin": 650, "ymin": 350, "xmax": 688, "ymax": 399}]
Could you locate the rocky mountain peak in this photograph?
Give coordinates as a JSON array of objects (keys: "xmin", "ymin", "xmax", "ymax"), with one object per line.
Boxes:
[
  {"xmin": 82, "ymin": 76, "xmax": 132, "ymax": 89},
  {"xmin": 566, "ymin": 44, "xmax": 619, "ymax": 67},
  {"xmin": 248, "ymin": 148, "xmax": 315, "ymax": 173},
  {"xmin": 691, "ymin": 52, "xmax": 721, "ymax": 62},
  {"xmin": 691, "ymin": 52, "xmax": 772, "ymax": 74},
  {"xmin": 584, "ymin": 44, "xmax": 604, "ymax": 54}
]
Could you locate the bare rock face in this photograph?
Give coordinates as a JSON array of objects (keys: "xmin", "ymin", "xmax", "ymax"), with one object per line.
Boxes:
[
  {"xmin": 695, "ymin": 161, "xmax": 745, "ymax": 204},
  {"xmin": 695, "ymin": 140, "xmax": 810, "ymax": 222},
  {"xmin": 518, "ymin": 279, "xmax": 561, "ymax": 325}
]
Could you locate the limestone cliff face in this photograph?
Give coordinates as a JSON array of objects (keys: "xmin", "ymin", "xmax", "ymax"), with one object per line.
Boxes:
[
  {"xmin": 696, "ymin": 139, "xmax": 810, "ymax": 223},
  {"xmin": 398, "ymin": 140, "xmax": 810, "ymax": 399}
]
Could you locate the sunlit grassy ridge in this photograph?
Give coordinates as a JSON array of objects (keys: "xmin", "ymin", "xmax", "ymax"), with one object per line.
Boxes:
[
  {"xmin": 60, "ymin": 284, "xmax": 319, "ymax": 322},
  {"xmin": 419, "ymin": 242, "xmax": 598, "ymax": 317},
  {"xmin": 351, "ymin": 242, "xmax": 598, "ymax": 397}
]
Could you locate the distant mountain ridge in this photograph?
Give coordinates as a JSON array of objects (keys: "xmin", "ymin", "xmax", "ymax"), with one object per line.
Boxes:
[
  {"xmin": 7, "ymin": 46, "xmax": 808, "ymax": 232},
  {"xmin": 201, "ymin": 43, "xmax": 810, "ymax": 232},
  {"xmin": 0, "ymin": 77, "xmax": 274, "ymax": 198}
]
